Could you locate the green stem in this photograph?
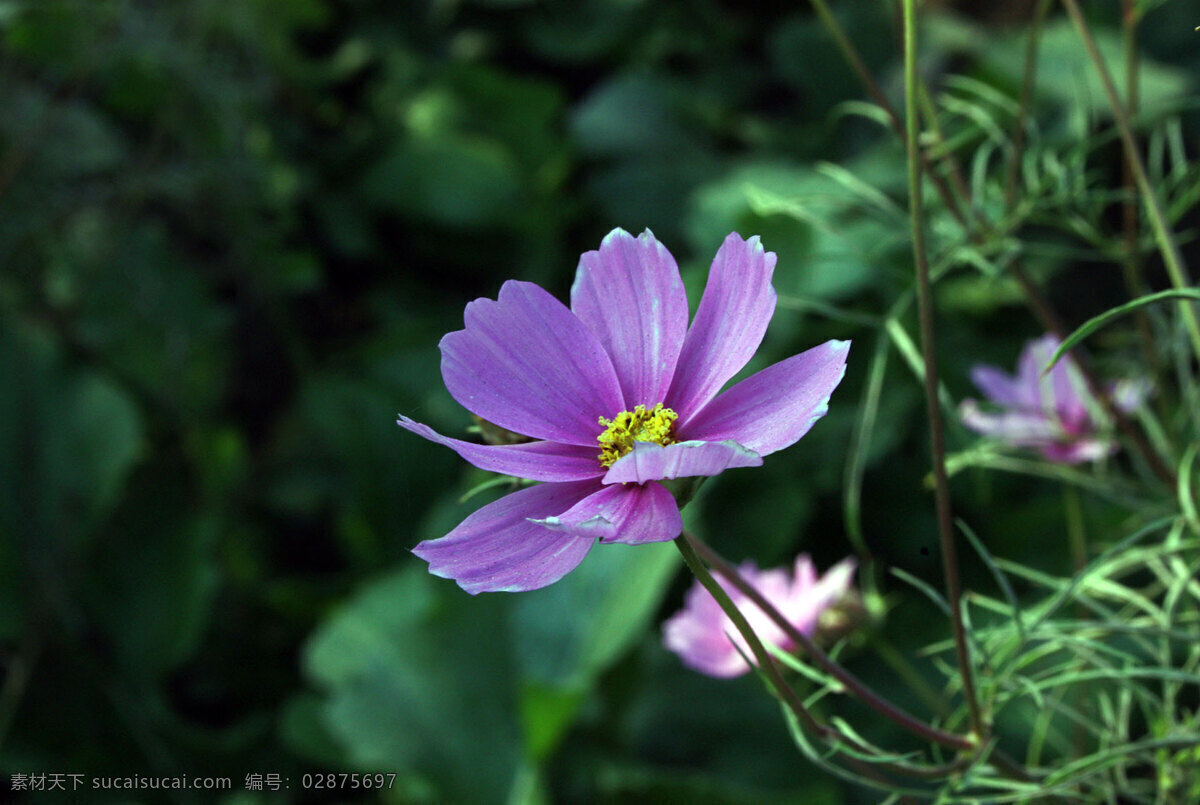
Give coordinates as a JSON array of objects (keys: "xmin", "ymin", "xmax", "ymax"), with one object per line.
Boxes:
[
  {"xmin": 676, "ymin": 535, "xmax": 983, "ymax": 786},
  {"xmin": 1061, "ymin": 0, "xmax": 1200, "ymax": 367},
  {"xmin": 902, "ymin": 0, "xmax": 984, "ymax": 741},
  {"xmin": 672, "ymin": 534, "xmax": 826, "ymax": 739},
  {"xmin": 1064, "ymin": 484, "xmax": 1087, "ymax": 577},
  {"xmin": 689, "ymin": 536, "xmax": 975, "ymax": 752},
  {"xmin": 803, "ymin": 0, "xmax": 1174, "ymax": 487},
  {"xmin": 1004, "ymin": 0, "xmax": 1051, "ymax": 208},
  {"xmin": 806, "ymin": 0, "xmax": 896, "ymax": 130},
  {"xmin": 1118, "ymin": 0, "xmax": 1160, "ymax": 381},
  {"xmin": 871, "ymin": 635, "xmax": 952, "ymax": 719}
]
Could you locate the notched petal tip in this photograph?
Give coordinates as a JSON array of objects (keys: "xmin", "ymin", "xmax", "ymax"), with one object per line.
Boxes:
[
  {"xmin": 572, "ymin": 225, "xmax": 689, "ymax": 406},
  {"xmin": 598, "ymin": 226, "xmax": 634, "ymax": 247},
  {"xmin": 678, "ymin": 339, "xmax": 849, "ymax": 457},
  {"xmin": 723, "ymin": 230, "xmax": 776, "ymax": 268},
  {"xmin": 665, "ymin": 233, "xmax": 780, "ymax": 417}
]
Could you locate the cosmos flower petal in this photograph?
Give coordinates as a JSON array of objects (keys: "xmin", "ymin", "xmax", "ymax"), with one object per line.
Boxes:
[
  {"xmin": 571, "ymin": 228, "xmax": 690, "ymax": 405},
  {"xmin": 601, "ymin": 439, "xmax": 762, "ymax": 485},
  {"xmin": 960, "ymin": 399, "xmax": 1062, "ymax": 445},
  {"xmin": 440, "ymin": 280, "xmax": 625, "ymax": 446},
  {"xmin": 662, "ymin": 576, "xmax": 750, "ymax": 678},
  {"xmin": 663, "ymin": 555, "xmax": 857, "ymax": 678},
  {"xmin": 680, "ymin": 340, "xmax": 849, "ymax": 456},
  {"xmin": 1015, "ymin": 337, "xmax": 1052, "ymax": 411},
  {"xmin": 1017, "ymin": 335, "xmax": 1088, "ymax": 422},
  {"xmin": 404, "ymin": 229, "xmax": 855, "ymax": 594},
  {"xmin": 666, "ymin": 233, "xmax": 778, "ymax": 418},
  {"xmin": 1111, "ymin": 378, "xmax": 1151, "ymax": 414},
  {"xmin": 969, "ymin": 365, "xmax": 1022, "ymax": 407},
  {"xmin": 1042, "ymin": 439, "xmax": 1115, "ymax": 464},
  {"xmin": 786, "ymin": 556, "xmax": 857, "ymax": 636},
  {"xmin": 1042, "ymin": 341, "xmax": 1090, "ymax": 426},
  {"xmin": 529, "ymin": 481, "xmax": 682, "ymax": 544},
  {"xmin": 397, "ymin": 416, "xmax": 605, "ymax": 482},
  {"xmin": 412, "ymin": 480, "xmax": 599, "ymax": 594},
  {"xmin": 961, "ymin": 334, "xmax": 1144, "ymax": 464}
]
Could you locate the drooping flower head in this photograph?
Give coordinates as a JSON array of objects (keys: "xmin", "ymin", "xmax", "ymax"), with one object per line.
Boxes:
[
  {"xmin": 959, "ymin": 334, "xmax": 1145, "ymax": 464},
  {"xmin": 662, "ymin": 555, "xmax": 857, "ymax": 678},
  {"xmin": 399, "ymin": 229, "xmax": 850, "ymax": 593}
]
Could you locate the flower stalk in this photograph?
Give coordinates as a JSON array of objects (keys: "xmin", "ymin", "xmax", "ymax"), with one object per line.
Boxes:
[
  {"xmin": 687, "ymin": 534, "xmax": 976, "ymax": 752},
  {"xmin": 672, "ymin": 534, "xmax": 825, "ymax": 738},
  {"xmin": 1060, "ymin": 0, "xmax": 1200, "ymax": 368},
  {"xmin": 902, "ymin": 0, "xmax": 984, "ymax": 740},
  {"xmin": 803, "ymin": 0, "xmax": 1175, "ymax": 486}
]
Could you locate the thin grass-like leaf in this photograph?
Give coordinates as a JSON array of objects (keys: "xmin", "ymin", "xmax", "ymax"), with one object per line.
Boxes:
[
  {"xmin": 890, "ymin": 567, "xmax": 953, "ymax": 618},
  {"xmin": 776, "ymin": 294, "xmax": 881, "ymax": 328},
  {"xmin": 943, "ymin": 449, "xmax": 1150, "ymax": 508},
  {"xmin": 1042, "ymin": 736, "xmax": 1200, "ymax": 787},
  {"xmin": 884, "ymin": 318, "xmax": 958, "ymax": 417},
  {"xmin": 780, "ymin": 704, "xmax": 936, "ymax": 798},
  {"xmin": 830, "ymin": 99, "xmax": 895, "ymax": 130},
  {"xmin": 815, "ymin": 161, "xmax": 907, "ymax": 219},
  {"xmin": 1177, "ymin": 443, "xmax": 1200, "ymax": 535},
  {"xmin": 1018, "ymin": 516, "xmax": 1174, "ymax": 630},
  {"xmin": 958, "ymin": 519, "xmax": 1026, "ymax": 645},
  {"xmin": 763, "ymin": 640, "xmax": 844, "ymax": 691},
  {"xmin": 843, "ymin": 333, "xmax": 889, "ymax": 558},
  {"xmin": 1044, "ymin": 289, "xmax": 1200, "ymax": 371}
]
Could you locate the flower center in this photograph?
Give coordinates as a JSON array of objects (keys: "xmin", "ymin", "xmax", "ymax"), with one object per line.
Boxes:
[{"xmin": 597, "ymin": 403, "xmax": 678, "ymax": 468}]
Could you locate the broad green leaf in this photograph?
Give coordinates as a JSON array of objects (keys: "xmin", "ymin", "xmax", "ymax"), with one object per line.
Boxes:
[
  {"xmin": 85, "ymin": 467, "xmax": 219, "ymax": 677},
  {"xmin": 513, "ymin": 541, "xmax": 679, "ymax": 692},
  {"xmin": 278, "ymin": 693, "xmax": 352, "ymax": 767},
  {"xmin": 570, "ymin": 74, "xmax": 692, "ymax": 157},
  {"xmin": 305, "ymin": 567, "xmax": 522, "ymax": 803},
  {"xmin": 982, "ymin": 21, "xmax": 1189, "ymax": 118},
  {"xmin": 512, "ymin": 540, "xmax": 679, "ymax": 758},
  {"xmin": 362, "ymin": 135, "xmax": 522, "ymax": 229},
  {"xmin": 0, "ymin": 321, "xmax": 144, "ymax": 546}
]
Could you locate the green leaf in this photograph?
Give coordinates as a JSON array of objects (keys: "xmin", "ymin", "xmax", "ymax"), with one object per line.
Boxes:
[
  {"xmin": 512, "ymin": 541, "xmax": 679, "ymax": 758},
  {"xmin": 85, "ymin": 467, "xmax": 219, "ymax": 678},
  {"xmin": 980, "ymin": 20, "xmax": 1189, "ymax": 118},
  {"xmin": 280, "ymin": 372, "xmax": 458, "ymax": 565},
  {"xmin": 0, "ymin": 321, "xmax": 144, "ymax": 544},
  {"xmin": 518, "ymin": 682, "xmax": 586, "ymax": 762},
  {"xmin": 513, "ymin": 541, "xmax": 678, "ymax": 690},
  {"xmin": 304, "ymin": 567, "xmax": 522, "ymax": 803},
  {"xmin": 363, "ymin": 135, "xmax": 522, "ymax": 229},
  {"xmin": 570, "ymin": 74, "xmax": 692, "ymax": 157},
  {"xmin": 278, "ymin": 693, "xmax": 352, "ymax": 767},
  {"xmin": 689, "ymin": 157, "xmax": 901, "ymax": 302},
  {"xmin": 1045, "ymin": 288, "xmax": 1200, "ymax": 371}
]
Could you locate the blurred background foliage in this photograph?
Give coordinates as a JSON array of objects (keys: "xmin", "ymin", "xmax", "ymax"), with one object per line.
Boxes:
[{"xmin": 0, "ymin": 0, "xmax": 1198, "ymax": 802}]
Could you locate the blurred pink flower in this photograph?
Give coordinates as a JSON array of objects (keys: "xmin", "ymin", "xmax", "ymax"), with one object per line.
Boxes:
[
  {"xmin": 960, "ymin": 335, "xmax": 1146, "ymax": 464},
  {"xmin": 663, "ymin": 555, "xmax": 857, "ymax": 678}
]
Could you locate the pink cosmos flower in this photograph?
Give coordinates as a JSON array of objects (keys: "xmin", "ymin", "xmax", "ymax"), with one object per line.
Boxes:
[
  {"xmin": 959, "ymin": 334, "xmax": 1144, "ymax": 464},
  {"xmin": 663, "ymin": 555, "xmax": 857, "ymax": 678},
  {"xmin": 399, "ymin": 228, "xmax": 850, "ymax": 593}
]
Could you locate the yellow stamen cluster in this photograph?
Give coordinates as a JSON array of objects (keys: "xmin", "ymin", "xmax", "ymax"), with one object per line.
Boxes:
[{"xmin": 597, "ymin": 403, "xmax": 678, "ymax": 468}]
